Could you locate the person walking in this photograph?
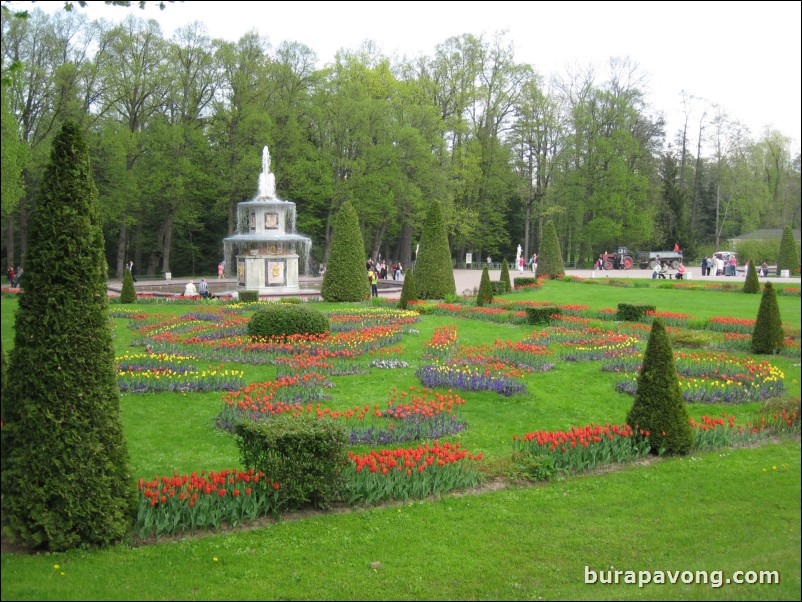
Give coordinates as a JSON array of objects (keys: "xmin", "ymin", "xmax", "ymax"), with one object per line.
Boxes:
[{"xmin": 218, "ymin": 262, "xmax": 224, "ymax": 279}]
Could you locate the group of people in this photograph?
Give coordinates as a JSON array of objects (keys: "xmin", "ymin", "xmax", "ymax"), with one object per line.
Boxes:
[
  {"xmin": 651, "ymin": 261, "xmax": 686, "ymax": 280},
  {"xmin": 366, "ymin": 259, "xmax": 403, "ymax": 281},
  {"xmin": 6, "ymin": 265, "xmax": 23, "ymax": 288},
  {"xmin": 183, "ymin": 278, "xmax": 215, "ymax": 299},
  {"xmin": 701, "ymin": 254, "xmax": 739, "ymax": 276},
  {"xmin": 366, "ymin": 258, "xmax": 404, "ymax": 297}
]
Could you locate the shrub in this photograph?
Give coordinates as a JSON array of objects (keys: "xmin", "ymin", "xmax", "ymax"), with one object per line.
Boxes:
[
  {"xmin": 751, "ymin": 282, "xmax": 783, "ymax": 354},
  {"xmin": 535, "ymin": 221, "xmax": 565, "ymax": 279},
  {"xmin": 626, "ymin": 318, "xmax": 694, "ymax": 455},
  {"xmin": 1, "ymin": 120, "xmax": 133, "ymax": 550},
  {"xmin": 248, "ymin": 304, "xmax": 330, "ymax": 338},
  {"xmin": 321, "ymin": 201, "xmax": 370, "ymax": 302},
  {"xmin": 776, "ymin": 226, "xmax": 800, "ymax": 276},
  {"xmin": 415, "ymin": 201, "xmax": 456, "ymax": 299},
  {"xmin": 617, "ymin": 303, "xmax": 656, "ymax": 321},
  {"xmin": 280, "ymin": 297, "xmax": 302, "ymax": 304},
  {"xmin": 499, "ymin": 259, "xmax": 512, "ymax": 292},
  {"xmin": 399, "ymin": 269, "xmax": 417, "ymax": 310},
  {"xmin": 490, "ymin": 281, "xmax": 507, "ymax": 296},
  {"xmin": 239, "ymin": 290, "xmax": 259, "ymax": 303},
  {"xmin": 120, "ymin": 268, "xmax": 137, "ymax": 304},
  {"xmin": 525, "ymin": 305, "xmax": 561, "ymax": 325},
  {"xmin": 513, "ymin": 277, "xmax": 539, "ymax": 288},
  {"xmin": 477, "ymin": 267, "xmax": 494, "ymax": 306},
  {"xmin": 742, "ymin": 261, "xmax": 760, "ymax": 294},
  {"xmin": 235, "ymin": 415, "xmax": 347, "ymax": 510}
]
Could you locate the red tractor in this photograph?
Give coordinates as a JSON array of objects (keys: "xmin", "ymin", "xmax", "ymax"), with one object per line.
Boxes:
[{"xmin": 597, "ymin": 247, "xmax": 634, "ymax": 270}]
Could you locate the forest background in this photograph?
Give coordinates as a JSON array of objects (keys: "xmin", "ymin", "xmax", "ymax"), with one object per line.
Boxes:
[{"xmin": 1, "ymin": 5, "xmax": 800, "ymax": 279}]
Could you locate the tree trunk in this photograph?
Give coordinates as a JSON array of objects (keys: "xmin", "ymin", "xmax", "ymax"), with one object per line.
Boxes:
[
  {"xmin": 5, "ymin": 216, "xmax": 15, "ymax": 273},
  {"xmin": 398, "ymin": 221, "xmax": 413, "ymax": 268},
  {"xmin": 116, "ymin": 218, "xmax": 127, "ymax": 279}
]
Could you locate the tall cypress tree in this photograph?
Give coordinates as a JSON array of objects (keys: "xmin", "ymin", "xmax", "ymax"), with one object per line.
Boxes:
[
  {"xmin": 535, "ymin": 221, "xmax": 565, "ymax": 279},
  {"xmin": 120, "ymin": 267, "xmax": 137, "ymax": 303},
  {"xmin": 742, "ymin": 260, "xmax": 760, "ymax": 294},
  {"xmin": 626, "ymin": 318, "xmax": 694, "ymax": 454},
  {"xmin": 320, "ymin": 200, "xmax": 370, "ymax": 302},
  {"xmin": 1, "ymin": 120, "xmax": 134, "ymax": 550},
  {"xmin": 414, "ymin": 201, "xmax": 456, "ymax": 299},
  {"xmin": 776, "ymin": 225, "xmax": 799, "ymax": 276},
  {"xmin": 499, "ymin": 258, "xmax": 512, "ymax": 292},
  {"xmin": 751, "ymin": 282, "xmax": 784, "ymax": 354}
]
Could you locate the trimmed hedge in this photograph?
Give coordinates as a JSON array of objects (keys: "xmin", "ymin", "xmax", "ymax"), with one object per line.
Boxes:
[
  {"xmin": 742, "ymin": 261, "xmax": 760, "ymax": 294},
  {"xmin": 1, "ymin": 120, "xmax": 133, "ymax": 551},
  {"xmin": 535, "ymin": 221, "xmax": 565, "ymax": 279},
  {"xmin": 751, "ymin": 282, "xmax": 783, "ymax": 354},
  {"xmin": 239, "ymin": 290, "xmax": 259, "ymax": 302},
  {"xmin": 321, "ymin": 201, "xmax": 370, "ymax": 302},
  {"xmin": 120, "ymin": 268, "xmax": 137, "ymax": 304},
  {"xmin": 525, "ymin": 305, "xmax": 561, "ymax": 325},
  {"xmin": 617, "ymin": 303, "xmax": 657, "ymax": 321},
  {"xmin": 499, "ymin": 259, "xmax": 512, "ymax": 292},
  {"xmin": 477, "ymin": 267, "xmax": 494, "ymax": 306},
  {"xmin": 513, "ymin": 277, "xmax": 538, "ymax": 288},
  {"xmin": 626, "ymin": 318, "xmax": 694, "ymax": 455},
  {"xmin": 415, "ymin": 201, "xmax": 456, "ymax": 299},
  {"xmin": 776, "ymin": 225, "xmax": 799, "ymax": 276},
  {"xmin": 248, "ymin": 304, "xmax": 330, "ymax": 338},
  {"xmin": 235, "ymin": 415, "xmax": 347, "ymax": 510},
  {"xmin": 399, "ymin": 269, "xmax": 417, "ymax": 309}
]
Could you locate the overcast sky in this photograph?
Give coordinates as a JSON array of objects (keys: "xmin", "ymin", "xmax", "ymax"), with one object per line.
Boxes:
[{"xmin": 26, "ymin": 0, "xmax": 802, "ymax": 148}]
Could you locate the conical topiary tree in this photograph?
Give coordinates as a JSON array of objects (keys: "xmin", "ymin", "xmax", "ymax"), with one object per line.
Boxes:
[
  {"xmin": 320, "ymin": 201, "xmax": 370, "ymax": 302},
  {"xmin": 751, "ymin": 282, "xmax": 784, "ymax": 354},
  {"xmin": 499, "ymin": 258, "xmax": 512, "ymax": 292},
  {"xmin": 776, "ymin": 225, "xmax": 799, "ymax": 276},
  {"xmin": 414, "ymin": 201, "xmax": 456, "ymax": 299},
  {"xmin": 120, "ymin": 267, "xmax": 137, "ymax": 303},
  {"xmin": 1, "ymin": 120, "xmax": 134, "ymax": 551},
  {"xmin": 399, "ymin": 268, "xmax": 417, "ymax": 310},
  {"xmin": 477, "ymin": 267, "xmax": 494, "ymax": 306},
  {"xmin": 626, "ymin": 318, "xmax": 694, "ymax": 455},
  {"xmin": 742, "ymin": 260, "xmax": 760, "ymax": 294},
  {"xmin": 535, "ymin": 221, "xmax": 565, "ymax": 279}
]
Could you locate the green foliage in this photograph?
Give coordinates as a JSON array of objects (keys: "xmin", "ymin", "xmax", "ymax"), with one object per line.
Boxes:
[
  {"xmin": 776, "ymin": 226, "xmax": 799, "ymax": 275},
  {"xmin": 751, "ymin": 282, "xmax": 784, "ymax": 354},
  {"xmin": 399, "ymin": 269, "xmax": 417, "ymax": 310},
  {"xmin": 1, "ymin": 80, "xmax": 27, "ymax": 216},
  {"xmin": 742, "ymin": 260, "xmax": 760, "ymax": 294},
  {"xmin": 235, "ymin": 415, "xmax": 347, "ymax": 510},
  {"xmin": 414, "ymin": 201, "xmax": 456, "ymax": 299},
  {"xmin": 476, "ymin": 267, "xmax": 493, "ymax": 306},
  {"xmin": 513, "ymin": 277, "xmax": 538, "ymax": 288},
  {"xmin": 535, "ymin": 221, "xmax": 565, "ymax": 279},
  {"xmin": 499, "ymin": 259, "xmax": 512, "ymax": 292},
  {"xmin": 120, "ymin": 268, "xmax": 137, "ymax": 303},
  {"xmin": 734, "ymin": 239, "xmax": 779, "ymax": 266},
  {"xmin": 489, "ymin": 281, "xmax": 507, "ymax": 296},
  {"xmin": 1, "ymin": 120, "xmax": 133, "ymax": 551},
  {"xmin": 238, "ymin": 291, "xmax": 259, "ymax": 303},
  {"xmin": 321, "ymin": 201, "xmax": 370, "ymax": 302},
  {"xmin": 525, "ymin": 305, "xmax": 561, "ymax": 325},
  {"xmin": 0, "ymin": 342, "xmax": 5, "ymax": 421},
  {"xmin": 626, "ymin": 318, "xmax": 694, "ymax": 455},
  {"xmin": 616, "ymin": 303, "xmax": 656, "ymax": 321},
  {"xmin": 247, "ymin": 304, "xmax": 330, "ymax": 338}
]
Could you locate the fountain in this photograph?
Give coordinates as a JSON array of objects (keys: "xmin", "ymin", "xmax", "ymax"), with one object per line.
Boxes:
[{"xmin": 223, "ymin": 147, "xmax": 314, "ymax": 297}]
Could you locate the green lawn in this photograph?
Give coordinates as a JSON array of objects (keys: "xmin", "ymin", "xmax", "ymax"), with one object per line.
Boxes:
[{"xmin": 1, "ymin": 279, "xmax": 800, "ymax": 600}]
